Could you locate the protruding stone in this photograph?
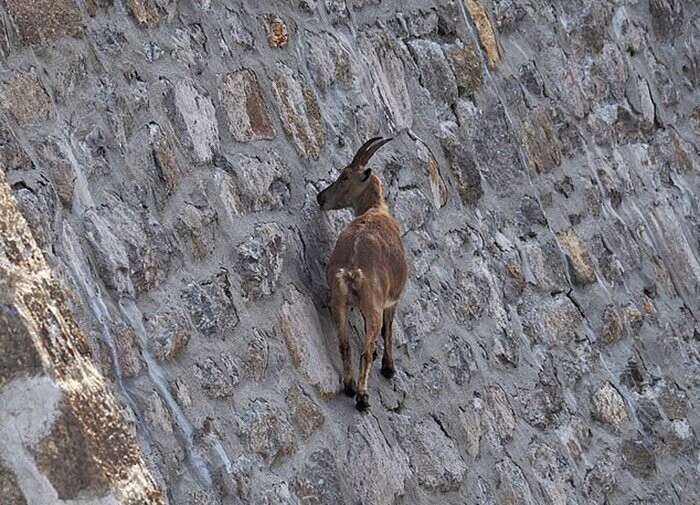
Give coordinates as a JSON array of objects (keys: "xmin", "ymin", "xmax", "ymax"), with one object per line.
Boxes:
[
  {"xmin": 1, "ymin": 73, "xmax": 52, "ymax": 124},
  {"xmin": 265, "ymin": 15, "xmax": 289, "ymax": 47},
  {"xmin": 397, "ymin": 418, "xmax": 467, "ymax": 491},
  {"xmin": 558, "ymin": 230, "xmax": 597, "ymax": 286},
  {"xmin": 238, "ymin": 399, "xmax": 295, "ymax": 463},
  {"xmin": 303, "ymin": 30, "xmax": 356, "ymax": 92},
  {"xmin": 143, "ymin": 41, "xmax": 163, "ymax": 61},
  {"xmin": 144, "ymin": 390, "xmax": 174, "ymax": 433},
  {"xmin": 483, "ymin": 384, "xmax": 516, "ymax": 444},
  {"xmin": 407, "ymin": 39, "xmax": 458, "ymax": 105},
  {"xmin": 425, "ymin": 156, "xmax": 448, "ymax": 208},
  {"xmin": 272, "ymin": 63, "xmax": 326, "ymax": 158},
  {"xmin": 584, "ymin": 449, "xmax": 617, "ymax": 502},
  {"xmin": 649, "ymin": 0, "xmax": 684, "ymax": 38},
  {"xmin": 147, "ymin": 122, "xmax": 180, "ymax": 207},
  {"xmin": 6, "ymin": 0, "xmax": 83, "ymax": 45},
  {"xmin": 446, "ymin": 334, "xmax": 475, "ymax": 385},
  {"xmin": 521, "ymin": 106, "xmax": 562, "ymax": 174},
  {"xmin": 601, "ymin": 305, "xmax": 622, "ymax": 344},
  {"xmin": 279, "ymin": 285, "xmax": 337, "ymax": 397},
  {"xmin": 521, "ymin": 239, "xmax": 569, "ymax": 293},
  {"xmin": 443, "ymin": 41, "xmax": 483, "ymax": 96},
  {"xmin": 34, "ymin": 138, "xmax": 75, "ymax": 207},
  {"xmin": 591, "ymin": 382, "xmax": 627, "ymax": 429},
  {"xmin": 324, "ymin": 0, "xmax": 348, "ymax": 23},
  {"xmin": 519, "ymin": 371, "xmax": 564, "ymax": 429},
  {"xmin": 359, "ymin": 32, "xmax": 413, "ymax": 129},
  {"xmin": 243, "ymin": 329, "xmax": 269, "ymax": 380},
  {"xmin": 0, "ymin": 124, "xmax": 34, "ymax": 173},
  {"xmin": 529, "ymin": 441, "xmax": 576, "ymax": 505},
  {"xmin": 622, "ymin": 302, "xmax": 643, "ymax": 330},
  {"xmin": 236, "ymin": 223, "xmax": 285, "ymax": 300},
  {"xmin": 172, "ymin": 378, "xmax": 192, "ymax": 408},
  {"xmin": 345, "ymin": 417, "xmax": 410, "ymax": 505},
  {"xmin": 166, "ymin": 80, "xmax": 219, "ymax": 164},
  {"xmin": 658, "ymin": 382, "xmax": 689, "ymax": 419},
  {"xmin": 174, "ymin": 201, "xmax": 218, "ymax": 259},
  {"xmin": 463, "ymin": 0, "xmax": 500, "ymax": 67},
  {"xmin": 220, "ymin": 70, "xmax": 275, "ymax": 142},
  {"xmin": 228, "ymin": 151, "xmax": 290, "ymax": 212},
  {"xmin": 181, "ymin": 274, "xmax": 239, "ymax": 339},
  {"xmin": 227, "ymin": 11, "xmax": 255, "ymax": 48},
  {"xmin": 286, "ymin": 387, "xmax": 324, "ymax": 438},
  {"xmin": 389, "ymin": 8, "xmax": 438, "ymax": 37},
  {"xmin": 621, "ymin": 439, "xmax": 655, "ymax": 477},
  {"xmin": 126, "ymin": 0, "xmax": 159, "ymax": 27},
  {"xmin": 259, "ymin": 482, "xmax": 300, "ymax": 505},
  {"xmin": 495, "ymin": 458, "xmax": 538, "ymax": 504},
  {"xmin": 441, "ymin": 135, "xmax": 483, "ymax": 206},
  {"xmin": 492, "ymin": 0, "xmax": 525, "ymax": 32},
  {"xmin": 458, "ymin": 397, "xmax": 483, "ymax": 460},
  {"xmin": 193, "ymin": 356, "xmax": 239, "ymax": 399},
  {"xmin": 292, "ymin": 449, "xmax": 342, "ymax": 503},
  {"xmin": 147, "ymin": 307, "xmax": 191, "ymax": 361},
  {"xmin": 83, "ymin": 205, "xmax": 169, "ymax": 295},
  {"xmin": 107, "ymin": 320, "xmax": 143, "ymax": 379}
]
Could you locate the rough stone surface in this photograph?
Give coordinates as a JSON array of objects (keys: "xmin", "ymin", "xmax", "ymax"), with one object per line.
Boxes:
[
  {"xmin": 1, "ymin": 73, "xmax": 52, "ymax": 125},
  {"xmin": 1, "ymin": 0, "xmax": 699, "ymax": 504},
  {"xmin": 236, "ymin": 223, "xmax": 285, "ymax": 300},
  {"xmin": 126, "ymin": 0, "xmax": 159, "ymax": 27},
  {"xmin": 166, "ymin": 80, "xmax": 219, "ymax": 164},
  {"xmin": 219, "ymin": 70, "xmax": 275, "ymax": 142},
  {"xmin": 0, "ymin": 171, "xmax": 163, "ymax": 503},
  {"xmin": 272, "ymin": 63, "xmax": 326, "ymax": 159},
  {"xmin": 592, "ymin": 381, "xmax": 628, "ymax": 430},
  {"xmin": 5, "ymin": 0, "xmax": 83, "ymax": 45},
  {"xmin": 31, "ymin": 403, "xmax": 110, "ymax": 499},
  {"xmin": 265, "ymin": 15, "xmax": 289, "ymax": 48}
]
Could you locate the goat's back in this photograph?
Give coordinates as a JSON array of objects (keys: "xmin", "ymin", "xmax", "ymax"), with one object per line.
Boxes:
[{"xmin": 327, "ymin": 208, "xmax": 407, "ymax": 304}]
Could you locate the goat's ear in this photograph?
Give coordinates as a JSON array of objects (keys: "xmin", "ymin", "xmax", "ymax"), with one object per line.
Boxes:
[{"xmin": 362, "ymin": 168, "xmax": 372, "ymax": 181}]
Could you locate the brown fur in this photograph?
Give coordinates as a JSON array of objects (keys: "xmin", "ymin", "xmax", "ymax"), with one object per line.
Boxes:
[{"xmin": 317, "ymin": 138, "xmax": 408, "ymax": 411}]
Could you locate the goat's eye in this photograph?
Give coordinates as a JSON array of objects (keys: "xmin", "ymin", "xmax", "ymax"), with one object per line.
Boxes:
[{"xmin": 341, "ymin": 174, "xmax": 349, "ymax": 181}]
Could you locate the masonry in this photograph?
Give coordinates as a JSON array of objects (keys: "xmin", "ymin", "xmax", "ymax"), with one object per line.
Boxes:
[{"xmin": 0, "ymin": 0, "xmax": 698, "ymax": 504}]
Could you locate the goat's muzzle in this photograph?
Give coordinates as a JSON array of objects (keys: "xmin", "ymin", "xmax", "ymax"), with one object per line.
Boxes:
[{"xmin": 316, "ymin": 190, "xmax": 327, "ymax": 209}]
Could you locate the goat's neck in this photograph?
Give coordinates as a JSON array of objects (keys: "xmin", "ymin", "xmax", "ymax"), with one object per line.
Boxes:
[{"xmin": 353, "ymin": 175, "xmax": 387, "ymax": 216}]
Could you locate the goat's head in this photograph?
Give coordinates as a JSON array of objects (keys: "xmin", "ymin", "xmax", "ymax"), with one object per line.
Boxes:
[{"xmin": 316, "ymin": 137, "xmax": 392, "ymax": 211}]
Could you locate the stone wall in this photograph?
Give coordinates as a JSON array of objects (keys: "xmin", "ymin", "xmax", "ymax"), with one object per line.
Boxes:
[{"xmin": 0, "ymin": 0, "xmax": 698, "ymax": 504}]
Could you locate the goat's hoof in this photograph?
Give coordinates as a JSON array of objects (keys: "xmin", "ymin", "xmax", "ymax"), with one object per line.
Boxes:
[
  {"xmin": 343, "ymin": 380, "xmax": 357, "ymax": 397},
  {"xmin": 380, "ymin": 365, "xmax": 395, "ymax": 379},
  {"xmin": 355, "ymin": 393, "xmax": 370, "ymax": 411}
]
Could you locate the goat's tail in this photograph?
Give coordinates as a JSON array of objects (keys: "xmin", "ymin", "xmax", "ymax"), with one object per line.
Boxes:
[{"xmin": 335, "ymin": 268, "xmax": 365, "ymax": 296}]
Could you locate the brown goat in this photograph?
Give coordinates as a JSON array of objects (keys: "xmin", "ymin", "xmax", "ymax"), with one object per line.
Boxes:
[{"xmin": 317, "ymin": 137, "xmax": 408, "ymax": 411}]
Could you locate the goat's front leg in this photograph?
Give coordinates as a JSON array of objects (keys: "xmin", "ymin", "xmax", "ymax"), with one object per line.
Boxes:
[
  {"xmin": 380, "ymin": 305, "xmax": 397, "ymax": 378},
  {"xmin": 331, "ymin": 295, "xmax": 355, "ymax": 396},
  {"xmin": 356, "ymin": 307, "xmax": 382, "ymax": 411}
]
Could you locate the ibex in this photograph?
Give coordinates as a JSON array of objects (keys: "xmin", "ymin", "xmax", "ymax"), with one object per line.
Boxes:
[{"xmin": 317, "ymin": 137, "xmax": 408, "ymax": 411}]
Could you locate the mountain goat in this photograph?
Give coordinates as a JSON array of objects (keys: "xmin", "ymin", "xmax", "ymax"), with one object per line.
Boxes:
[{"xmin": 317, "ymin": 137, "xmax": 408, "ymax": 411}]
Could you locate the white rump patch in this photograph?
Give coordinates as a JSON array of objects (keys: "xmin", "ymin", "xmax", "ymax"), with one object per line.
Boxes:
[
  {"xmin": 335, "ymin": 269, "xmax": 349, "ymax": 296},
  {"xmin": 384, "ymin": 299, "xmax": 398, "ymax": 309}
]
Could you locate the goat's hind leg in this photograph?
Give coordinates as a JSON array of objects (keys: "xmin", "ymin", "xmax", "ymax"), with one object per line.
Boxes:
[
  {"xmin": 331, "ymin": 293, "xmax": 355, "ymax": 396},
  {"xmin": 380, "ymin": 305, "xmax": 397, "ymax": 379},
  {"xmin": 356, "ymin": 305, "xmax": 382, "ymax": 411}
]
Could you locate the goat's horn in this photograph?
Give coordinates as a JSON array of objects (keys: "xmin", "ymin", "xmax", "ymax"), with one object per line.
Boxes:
[{"xmin": 351, "ymin": 137, "xmax": 392, "ymax": 166}]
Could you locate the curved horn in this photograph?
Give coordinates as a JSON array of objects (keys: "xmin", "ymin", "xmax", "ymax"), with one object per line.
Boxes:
[{"xmin": 350, "ymin": 137, "xmax": 392, "ymax": 166}]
